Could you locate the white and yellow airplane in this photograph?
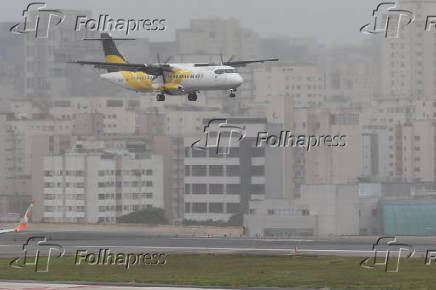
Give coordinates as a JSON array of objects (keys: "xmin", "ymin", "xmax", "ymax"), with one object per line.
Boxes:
[
  {"xmin": 0, "ymin": 200, "xmax": 35, "ymax": 234},
  {"xmin": 70, "ymin": 33, "xmax": 278, "ymax": 101}
]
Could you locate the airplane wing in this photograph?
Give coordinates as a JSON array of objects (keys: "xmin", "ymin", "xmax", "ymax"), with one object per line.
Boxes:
[
  {"xmin": 194, "ymin": 58, "xmax": 279, "ymax": 67},
  {"xmin": 69, "ymin": 61, "xmax": 174, "ymax": 75},
  {"xmin": 0, "ymin": 200, "xmax": 35, "ymax": 234},
  {"xmin": 223, "ymin": 58, "xmax": 279, "ymax": 67}
]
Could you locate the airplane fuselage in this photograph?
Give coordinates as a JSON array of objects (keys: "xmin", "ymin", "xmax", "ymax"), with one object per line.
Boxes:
[{"xmin": 100, "ymin": 64, "xmax": 243, "ymax": 95}]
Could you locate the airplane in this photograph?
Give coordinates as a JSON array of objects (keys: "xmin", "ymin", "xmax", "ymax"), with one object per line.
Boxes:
[
  {"xmin": 0, "ymin": 200, "xmax": 35, "ymax": 234},
  {"xmin": 70, "ymin": 33, "xmax": 278, "ymax": 102}
]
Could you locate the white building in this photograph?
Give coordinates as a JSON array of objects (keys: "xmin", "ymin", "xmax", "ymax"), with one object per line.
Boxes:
[
  {"xmin": 376, "ymin": 0, "xmax": 436, "ymax": 100},
  {"xmin": 244, "ymin": 184, "xmax": 360, "ymax": 237},
  {"xmin": 43, "ymin": 150, "xmax": 164, "ymax": 223},
  {"xmin": 253, "ymin": 64, "xmax": 325, "ymax": 108}
]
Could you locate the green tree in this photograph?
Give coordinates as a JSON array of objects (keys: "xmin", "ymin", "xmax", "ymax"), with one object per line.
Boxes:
[{"xmin": 117, "ymin": 208, "xmax": 169, "ymax": 224}]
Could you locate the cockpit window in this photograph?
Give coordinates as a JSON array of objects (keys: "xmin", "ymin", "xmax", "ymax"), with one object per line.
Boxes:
[{"xmin": 214, "ymin": 69, "xmax": 237, "ymax": 74}]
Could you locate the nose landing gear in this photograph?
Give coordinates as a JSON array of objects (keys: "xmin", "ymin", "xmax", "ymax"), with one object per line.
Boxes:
[{"xmin": 229, "ymin": 89, "xmax": 237, "ymax": 98}]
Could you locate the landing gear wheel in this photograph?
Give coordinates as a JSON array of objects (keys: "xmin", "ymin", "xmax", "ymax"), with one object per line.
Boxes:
[
  {"xmin": 156, "ymin": 93, "xmax": 165, "ymax": 101},
  {"xmin": 229, "ymin": 92, "xmax": 236, "ymax": 98},
  {"xmin": 188, "ymin": 92, "xmax": 198, "ymax": 101}
]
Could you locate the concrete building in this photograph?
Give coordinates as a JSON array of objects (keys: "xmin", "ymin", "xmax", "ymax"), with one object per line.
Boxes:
[
  {"xmin": 43, "ymin": 148, "xmax": 164, "ymax": 224},
  {"xmin": 294, "ymin": 108, "xmax": 362, "ymax": 185},
  {"xmin": 253, "ymin": 64, "xmax": 325, "ymax": 108},
  {"xmin": 24, "ymin": 10, "xmax": 108, "ymax": 104},
  {"xmin": 376, "ymin": 0, "xmax": 436, "ymax": 100},
  {"xmin": 244, "ymin": 184, "xmax": 360, "ymax": 237},
  {"xmin": 153, "ymin": 136, "xmax": 185, "ymax": 224},
  {"xmin": 49, "ymin": 97, "xmax": 137, "ymax": 136},
  {"xmin": 184, "ymin": 118, "xmax": 267, "ymax": 222},
  {"xmin": 321, "ymin": 44, "xmax": 376, "ymax": 106}
]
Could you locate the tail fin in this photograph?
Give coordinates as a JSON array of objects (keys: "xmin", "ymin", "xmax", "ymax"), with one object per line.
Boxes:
[
  {"xmin": 101, "ymin": 33, "xmax": 127, "ymax": 64},
  {"xmin": 14, "ymin": 200, "xmax": 35, "ymax": 232}
]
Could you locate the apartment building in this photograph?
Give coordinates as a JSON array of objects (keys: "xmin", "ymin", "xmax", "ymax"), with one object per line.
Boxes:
[{"xmin": 43, "ymin": 148, "xmax": 164, "ymax": 224}]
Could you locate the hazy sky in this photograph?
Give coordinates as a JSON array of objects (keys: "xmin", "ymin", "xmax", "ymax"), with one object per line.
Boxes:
[{"xmin": 2, "ymin": 0, "xmax": 382, "ymax": 45}]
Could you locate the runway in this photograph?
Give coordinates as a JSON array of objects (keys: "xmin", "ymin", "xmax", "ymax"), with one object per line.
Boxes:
[
  {"xmin": 0, "ymin": 281, "xmax": 318, "ymax": 290},
  {"xmin": 0, "ymin": 230, "xmax": 436, "ymax": 257}
]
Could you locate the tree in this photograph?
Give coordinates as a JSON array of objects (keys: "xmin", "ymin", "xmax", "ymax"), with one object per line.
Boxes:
[
  {"xmin": 117, "ymin": 208, "xmax": 169, "ymax": 225},
  {"xmin": 227, "ymin": 212, "xmax": 243, "ymax": 226}
]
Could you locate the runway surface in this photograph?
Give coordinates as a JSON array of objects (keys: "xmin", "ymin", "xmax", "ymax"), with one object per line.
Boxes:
[
  {"xmin": 0, "ymin": 282, "xmax": 234, "ymax": 290},
  {"xmin": 0, "ymin": 230, "xmax": 435, "ymax": 257},
  {"xmin": 0, "ymin": 281, "xmax": 319, "ymax": 290}
]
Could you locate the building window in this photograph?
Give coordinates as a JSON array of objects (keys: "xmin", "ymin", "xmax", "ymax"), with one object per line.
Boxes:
[
  {"xmin": 185, "ymin": 165, "xmax": 191, "ymax": 176},
  {"xmin": 192, "ymin": 203, "xmax": 207, "ymax": 213},
  {"xmin": 251, "ymin": 166, "xmax": 264, "ymax": 176},
  {"xmin": 227, "ymin": 203, "xmax": 240, "ymax": 214},
  {"xmin": 192, "ymin": 149, "xmax": 207, "ymax": 158},
  {"xmin": 252, "ymin": 147, "xmax": 265, "ymax": 157},
  {"xmin": 227, "ymin": 184, "xmax": 241, "ymax": 194},
  {"xmin": 209, "ymin": 165, "xmax": 224, "ymax": 176},
  {"xmin": 185, "ymin": 184, "xmax": 191, "ymax": 194},
  {"xmin": 228, "ymin": 147, "xmax": 240, "ymax": 157},
  {"xmin": 192, "ymin": 184, "xmax": 207, "ymax": 194},
  {"xmin": 209, "ymin": 203, "xmax": 224, "ymax": 213},
  {"xmin": 209, "ymin": 184, "xmax": 224, "ymax": 194},
  {"xmin": 192, "ymin": 165, "xmax": 206, "ymax": 176},
  {"xmin": 226, "ymin": 165, "xmax": 240, "ymax": 176}
]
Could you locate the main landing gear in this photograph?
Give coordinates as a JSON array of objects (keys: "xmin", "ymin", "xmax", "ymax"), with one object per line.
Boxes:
[
  {"xmin": 188, "ymin": 92, "xmax": 198, "ymax": 101},
  {"xmin": 229, "ymin": 89, "xmax": 236, "ymax": 98},
  {"xmin": 156, "ymin": 93, "xmax": 165, "ymax": 101}
]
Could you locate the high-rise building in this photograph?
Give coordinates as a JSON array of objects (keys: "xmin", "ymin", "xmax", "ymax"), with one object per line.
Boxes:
[
  {"xmin": 253, "ymin": 64, "xmax": 325, "ymax": 108},
  {"xmin": 376, "ymin": 0, "xmax": 436, "ymax": 100},
  {"xmin": 24, "ymin": 11, "xmax": 118, "ymax": 106}
]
